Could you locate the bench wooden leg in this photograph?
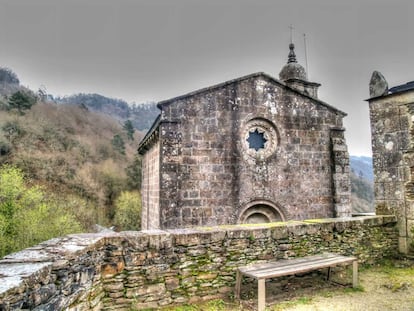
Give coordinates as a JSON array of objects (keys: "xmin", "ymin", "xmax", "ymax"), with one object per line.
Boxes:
[
  {"xmin": 258, "ymin": 278, "xmax": 266, "ymax": 311},
  {"xmin": 352, "ymin": 260, "xmax": 358, "ymax": 288},
  {"xmin": 235, "ymin": 270, "xmax": 242, "ymax": 299},
  {"xmin": 326, "ymin": 267, "xmax": 332, "ymax": 281}
]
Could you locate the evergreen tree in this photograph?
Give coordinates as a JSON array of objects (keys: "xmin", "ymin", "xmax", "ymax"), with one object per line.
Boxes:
[
  {"xmin": 112, "ymin": 134, "xmax": 126, "ymax": 155},
  {"xmin": 0, "ymin": 67, "xmax": 19, "ymax": 84},
  {"xmin": 8, "ymin": 90, "xmax": 36, "ymax": 114},
  {"xmin": 123, "ymin": 120, "xmax": 135, "ymax": 141},
  {"xmin": 126, "ymin": 155, "xmax": 142, "ymax": 189}
]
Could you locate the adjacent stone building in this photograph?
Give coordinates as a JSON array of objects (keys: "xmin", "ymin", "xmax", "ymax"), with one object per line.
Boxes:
[
  {"xmin": 368, "ymin": 72, "xmax": 414, "ymax": 253},
  {"xmin": 138, "ymin": 44, "xmax": 351, "ymax": 230}
]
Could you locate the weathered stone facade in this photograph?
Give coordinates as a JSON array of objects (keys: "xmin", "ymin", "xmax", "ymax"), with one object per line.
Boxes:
[
  {"xmin": 0, "ymin": 216, "xmax": 398, "ymax": 310},
  {"xmin": 368, "ymin": 75, "xmax": 414, "ymax": 253},
  {"xmin": 141, "ymin": 135, "xmax": 161, "ymax": 229},
  {"xmin": 139, "ymin": 46, "xmax": 351, "ymax": 230}
]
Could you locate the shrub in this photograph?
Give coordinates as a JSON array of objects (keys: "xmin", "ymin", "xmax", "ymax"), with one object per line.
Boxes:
[
  {"xmin": 49, "ymin": 194, "xmax": 105, "ymax": 232},
  {"xmin": 2, "ymin": 120, "xmax": 24, "ymax": 142},
  {"xmin": 113, "ymin": 191, "xmax": 141, "ymax": 231},
  {"xmin": 0, "ymin": 98, "xmax": 8, "ymax": 110},
  {"xmin": 0, "ymin": 165, "xmax": 82, "ymax": 257},
  {"xmin": 0, "ymin": 140, "xmax": 11, "ymax": 156}
]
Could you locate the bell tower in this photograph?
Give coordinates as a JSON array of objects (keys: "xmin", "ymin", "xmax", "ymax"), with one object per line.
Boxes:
[{"xmin": 279, "ymin": 43, "xmax": 320, "ymax": 98}]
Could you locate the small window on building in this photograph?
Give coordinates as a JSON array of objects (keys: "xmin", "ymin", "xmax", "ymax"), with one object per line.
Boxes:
[{"xmin": 247, "ymin": 129, "xmax": 267, "ymax": 151}]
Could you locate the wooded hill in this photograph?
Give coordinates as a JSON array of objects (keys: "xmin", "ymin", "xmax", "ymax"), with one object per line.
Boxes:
[
  {"xmin": 350, "ymin": 156, "xmax": 374, "ymax": 213},
  {"xmin": 56, "ymin": 93, "xmax": 159, "ymax": 131},
  {"xmin": 0, "ymin": 68, "xmax": 151, "ymax": 243}
]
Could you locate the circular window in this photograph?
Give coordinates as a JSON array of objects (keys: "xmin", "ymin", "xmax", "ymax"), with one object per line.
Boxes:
[{"xmin": 242, "ymin": 118, "xmax": 278, "ymax": 159}]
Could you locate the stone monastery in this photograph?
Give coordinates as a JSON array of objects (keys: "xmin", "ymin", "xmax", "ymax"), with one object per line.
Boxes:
[{"xmin": 138, "ymin": 43, "xmax": 351, "ymax": 230}]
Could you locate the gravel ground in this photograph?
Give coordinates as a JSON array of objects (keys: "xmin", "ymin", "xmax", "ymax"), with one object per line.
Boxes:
[{"xmin": 269, "ymin": 272, "xmax": 414, "ymax": 311}]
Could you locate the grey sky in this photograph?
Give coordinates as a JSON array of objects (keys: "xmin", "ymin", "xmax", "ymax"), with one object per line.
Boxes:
[{"xmin": 1, "ymin": 0, "xmax": 413, "ymax": 156}]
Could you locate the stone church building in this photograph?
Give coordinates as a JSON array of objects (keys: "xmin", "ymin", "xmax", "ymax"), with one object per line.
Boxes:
[{"xmin": 138, "ymin": 44, "xmax": 351, "ymax": 230}]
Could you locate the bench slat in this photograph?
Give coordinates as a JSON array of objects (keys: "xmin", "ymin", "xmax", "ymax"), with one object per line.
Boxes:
[
  {"xmin": 235, "ymin": 253, "xmax": 358, "ymax": 311},
  {"xmin": 239, "ymin": 253, "xmax": 356, "ymax": 279}
]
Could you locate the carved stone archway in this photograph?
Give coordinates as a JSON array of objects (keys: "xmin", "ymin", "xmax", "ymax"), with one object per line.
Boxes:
[{"xmin": 238, "ymin": 200, "xmax": 286, "ymax": 224}]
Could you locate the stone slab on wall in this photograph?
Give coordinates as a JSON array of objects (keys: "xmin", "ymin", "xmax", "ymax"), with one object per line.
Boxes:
[
  {"xmin": 0, "ymin": 216, "xmax": 398, "ymax": 310},
  {"xmin": 0, "ymin": 233, "xmax": 110, "ymax": 311}
]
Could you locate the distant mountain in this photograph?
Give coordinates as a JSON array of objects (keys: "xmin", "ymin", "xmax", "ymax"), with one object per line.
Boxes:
[
  {"xmin": 350, "ymin": 155, "xmax": 374, "ymax": 182},
  {"xmin": 129, "ymin": 102, "xmax": 160, "ymax": 131},
  {"xmin": 57, "ymin": 93, "xmax": 159, "ymax": 131},
  {"xmin": 350, "ymin": 155, "xmax": 374, "ymax": 213}
]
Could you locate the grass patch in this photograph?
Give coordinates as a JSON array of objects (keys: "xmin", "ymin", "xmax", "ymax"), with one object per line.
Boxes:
[
  {"xmin": 370, "ymin": 258, "xmax": 414, "ymax": 280},
  {"xmin": 343, "ymin": 285, "xmax": 365, "ymax": 293},
  {"xmin": 159, "ymin": 299, "xmax": 230, "ymax": 311},
  {"xmin": 271, "ymin": 296, "xmax": 313, "ymax": 311}
]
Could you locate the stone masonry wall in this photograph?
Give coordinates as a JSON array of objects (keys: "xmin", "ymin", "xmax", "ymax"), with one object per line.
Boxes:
[
  {"xmin": 0, "ymin": 234, "xmax": 108, "ymax": 311},
  {"xmin": 158, "ymin": 73, "xmax": 350, "ymax": 228},
  {"xmin": 368, "ymin": 91, "xmax": 414, "ymax": 253},
  {"xmin": 0, "ymin": 216, "xmax": 397, "ymax": 310},
  {"xmin": 141, "ymin": 141, "xmax": 160, "ymax": 230},
  {"xmin": 330, "ymin": 128, "xmax": 351, "ymax": 217}
]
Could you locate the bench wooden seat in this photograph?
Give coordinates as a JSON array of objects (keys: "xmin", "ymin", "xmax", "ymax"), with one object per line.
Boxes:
[{"xmin": 235, "ymin": 253, "xmax": 358, "ymax": 311}]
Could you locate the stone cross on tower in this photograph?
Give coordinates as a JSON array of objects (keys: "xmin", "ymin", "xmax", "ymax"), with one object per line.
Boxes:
[{"xmin": 289, "ymin": 24, "xmax": 294, "ymax": 44}]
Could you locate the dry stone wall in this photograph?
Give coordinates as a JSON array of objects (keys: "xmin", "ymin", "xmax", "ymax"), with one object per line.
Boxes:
[{"xmin": 0, "ymin": 216, "xmax": 397, "ymax": 310}]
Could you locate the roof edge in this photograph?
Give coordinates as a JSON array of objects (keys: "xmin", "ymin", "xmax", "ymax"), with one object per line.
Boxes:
[
  {"xmin": 137, "ymin": 114, "xmax": 161, "ymax": 154},
  {"xmin": 157, "ymin": 71, "xmax": 346, "ymax": 116},
  {"xmin": 157, "ymin": 72, "xmax": 266, "ymax": 108},
  {"xmin": 365, "ymin": 87, "xmax": 414, "ymax": 102}
]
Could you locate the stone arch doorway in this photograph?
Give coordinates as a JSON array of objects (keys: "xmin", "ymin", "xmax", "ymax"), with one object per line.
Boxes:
[{"xmin": 238, "ymin": 200, "xmax": 286, "ymax": 224}]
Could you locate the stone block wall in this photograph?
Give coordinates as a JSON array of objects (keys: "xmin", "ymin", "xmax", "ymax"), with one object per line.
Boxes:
[
  {"xmin": 330, "ymin": 128, "xmax": 351, "ymax": 217},
  {"xmin": 156, "ymin": 73, "xmax": 350, "ymax": 228},
  {"xmin": 141, "ymin": 141, "xmax": 160, "ymax": 230},
  {"xmin": 368, "ymin": 91, "xmax": 414, "ymax": 253},
  {"xmin": 0, "ymin": 216, "xmax": 397, "ymax": 310}
]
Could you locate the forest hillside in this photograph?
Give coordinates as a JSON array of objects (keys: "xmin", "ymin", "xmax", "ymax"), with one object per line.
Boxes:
[
  {"xmin": 350, "ymin": 156, "xmax": 374, "ymax": 213},
  {"xmin": 0, "ymin": 67, "xmax": 152, "ymax": 256}
]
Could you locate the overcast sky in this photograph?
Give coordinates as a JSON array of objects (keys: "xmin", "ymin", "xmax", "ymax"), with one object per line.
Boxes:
[{"xmin": 1, "ymin": 0, "xmax": 413, "ymax": 156}]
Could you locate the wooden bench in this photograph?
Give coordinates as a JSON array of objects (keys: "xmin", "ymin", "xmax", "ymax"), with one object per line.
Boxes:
[{"xmin": 235, "ymin": 253, "xmax": 358, "ymax": 311}]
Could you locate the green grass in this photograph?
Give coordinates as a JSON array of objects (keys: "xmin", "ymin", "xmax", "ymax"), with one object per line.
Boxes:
[
  {"xmin": 159, "ymin": 299, "xmax": 229, "ymax": 311},
  {"xmin": 271, "ymin": 296, "xmax": 313, "ymax": 311},
  {"xmin": 343, "ymin": 285, "xmax": 365, "ymax": 293}
]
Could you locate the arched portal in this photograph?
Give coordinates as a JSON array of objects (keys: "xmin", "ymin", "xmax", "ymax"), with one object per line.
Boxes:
[{"xmin": 238, "ymin": 200, "xmax": 285, "ymax": 224}]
